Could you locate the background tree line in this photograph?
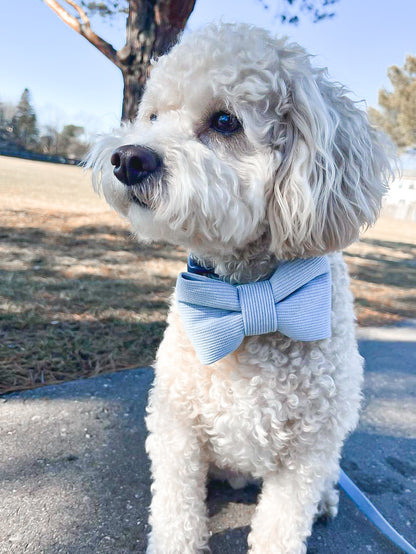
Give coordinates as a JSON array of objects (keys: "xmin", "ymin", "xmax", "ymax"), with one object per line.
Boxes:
[{"xmin": 0, "ymin": 88, "xmax": 90, "ymax": 160}]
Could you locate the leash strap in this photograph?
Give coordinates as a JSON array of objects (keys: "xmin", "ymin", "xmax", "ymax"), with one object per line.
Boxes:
[{"xmin": 339, "ymin": 469, "xmax": 416, "ymax": 554}]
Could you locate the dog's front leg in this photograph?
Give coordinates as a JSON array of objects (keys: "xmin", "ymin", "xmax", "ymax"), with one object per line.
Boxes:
[
  {"xmin": 248, "ymin": 465, "xmax": 329, "ymax": 554},
  {"xmin": 145, "ymin": 387, "xmax": 209, "ymax": 554}
]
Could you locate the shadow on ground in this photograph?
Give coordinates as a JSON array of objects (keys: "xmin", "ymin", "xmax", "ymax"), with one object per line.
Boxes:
[
  {"xmin": 1, "ymin": 328, "xmax": 415, "ymax": 553},
  {"xmin": 0, "ymin": 220, "xmax": 186, "ymax": 393},
  {"xmin": 344, "ymin": 237, "xmax": 416, "ymax": 289},
  {"xmin": 344, "ymin": 236, "xmax": 416, "ymax": 325},
  {"xmin": 2, "ymin": 210, "xmax": 416, "ymax": 392}
]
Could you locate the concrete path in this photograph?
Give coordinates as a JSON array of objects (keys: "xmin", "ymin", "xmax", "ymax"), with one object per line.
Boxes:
[{"xmin": 1, "ymin": 325, "xmax": 415, "ymax": 554}]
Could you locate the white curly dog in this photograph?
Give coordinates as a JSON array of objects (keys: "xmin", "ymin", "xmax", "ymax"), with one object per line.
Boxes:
[{"xmin": 88, "ymin": 23, "xmax": 393, "ymax": 554}]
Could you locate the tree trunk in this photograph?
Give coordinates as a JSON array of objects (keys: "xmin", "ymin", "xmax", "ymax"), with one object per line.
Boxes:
[
  {"xmin": 121, "ymin": 67, "xmax": 148, "ymax": 122},
  {"xmin": 120, "ymin": 0, "xmax": 196, "ymax": 122}
]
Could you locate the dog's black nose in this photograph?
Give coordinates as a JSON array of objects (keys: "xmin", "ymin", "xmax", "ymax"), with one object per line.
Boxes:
[{"xmin": 111, "ymin": 145, "xmax": 161, "ymax": 186}]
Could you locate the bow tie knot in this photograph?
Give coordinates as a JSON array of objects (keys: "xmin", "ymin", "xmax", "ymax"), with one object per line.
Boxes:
[
  {"xmin": 238, "ymin": 280, "xmax": 278, "ymax": 336},
  {"xmin": 176, "ymin": 256, "xmax": 332, "ymax": 365}
]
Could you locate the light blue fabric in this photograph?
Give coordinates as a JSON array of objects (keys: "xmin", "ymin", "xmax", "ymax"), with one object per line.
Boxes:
[{"xmin": 176, "ymin": 256, "xmax": 332, "ymax": 365}]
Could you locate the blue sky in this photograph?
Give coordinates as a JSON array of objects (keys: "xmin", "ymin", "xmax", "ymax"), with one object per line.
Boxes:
[{"xmin": 1, "ymin": 0, "xmax": 415, "ymax": 135}]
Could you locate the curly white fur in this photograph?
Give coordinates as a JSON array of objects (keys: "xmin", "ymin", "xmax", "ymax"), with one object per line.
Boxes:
[{"xmin": 87, "ymin": 23, "xmax": 394, "ymax": 554}]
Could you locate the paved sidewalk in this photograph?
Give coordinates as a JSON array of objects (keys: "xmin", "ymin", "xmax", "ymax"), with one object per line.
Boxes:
[{"xmin": 1, "ymin": 325, "xmax": 415, "ymax": 554}]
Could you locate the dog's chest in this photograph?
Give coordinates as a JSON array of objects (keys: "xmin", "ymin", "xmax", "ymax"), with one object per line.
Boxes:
[{"xmin": 195, "ymin": 335, "xmax": 337, "ymax": 476}]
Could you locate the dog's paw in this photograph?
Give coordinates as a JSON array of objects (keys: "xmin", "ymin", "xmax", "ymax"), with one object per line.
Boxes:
[
  {"xmin": 316, "ymin": 486, "xmax": 339, "ymax": 520},
  {"xmin": 248, "ymin": 538, "xmax": 307, "ymax": 554}
]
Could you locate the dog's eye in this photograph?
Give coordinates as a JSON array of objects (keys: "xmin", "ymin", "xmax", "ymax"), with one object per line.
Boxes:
[
  {"xmin": 210, "ymin": 111, "xmax": 241, "ymax": 135},
  {"xmin": 150, "ymin": 113, "xmax": 157, "ymax": 122}
]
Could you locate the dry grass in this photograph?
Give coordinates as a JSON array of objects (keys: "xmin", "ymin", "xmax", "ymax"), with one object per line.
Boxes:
[
  {"xmin": 1, "ymin": 155, "xmax": 415, "ymax": 394},
  {"xmin": 0, "ymin": 156, "xmax": 186, "ymax": 393},
  {"xmin": 345, "ymin": 218, "xmax": 416, "ymax": 326}
]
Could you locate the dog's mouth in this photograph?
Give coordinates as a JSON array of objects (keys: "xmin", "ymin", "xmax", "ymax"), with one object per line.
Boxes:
[{"xmin": 127, "ymin": 173, "xmax": 165, "ymax": 210}]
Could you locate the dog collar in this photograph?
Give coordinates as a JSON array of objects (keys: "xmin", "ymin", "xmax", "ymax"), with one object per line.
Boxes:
[{"xmin": 187, "ymin": 256, "xmax": 218, "ymax": 278}]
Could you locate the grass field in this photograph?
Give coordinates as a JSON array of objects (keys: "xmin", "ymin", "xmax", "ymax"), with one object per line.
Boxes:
[{"xmin": 1, "ymin": 155, "xmax": 416, "ymax": 393}]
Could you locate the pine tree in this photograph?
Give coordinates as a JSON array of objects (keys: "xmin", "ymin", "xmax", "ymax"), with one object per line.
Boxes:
[
  {"xmin": 12, "ymin": 88, "xmax": 39, "ymax": 150},
  {"xmin": 369, "ymin": 55, "xmax": 416, "ymax": 150}
]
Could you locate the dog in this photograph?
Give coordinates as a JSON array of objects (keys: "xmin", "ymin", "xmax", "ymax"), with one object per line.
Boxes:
[{"xmin": 88, "ymin": 23, "xmax": 393, "ymax": 554}]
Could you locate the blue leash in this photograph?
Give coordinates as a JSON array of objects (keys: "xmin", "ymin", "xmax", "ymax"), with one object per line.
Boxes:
[{"xmin": 339, "ymin": 469, "xmax": 416, "ymax": 553}]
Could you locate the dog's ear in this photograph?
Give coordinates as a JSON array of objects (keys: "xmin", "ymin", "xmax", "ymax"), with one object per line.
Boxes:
[{"xmin": 267, "ymin": 61, "xmax": 395, "ymax": 257}]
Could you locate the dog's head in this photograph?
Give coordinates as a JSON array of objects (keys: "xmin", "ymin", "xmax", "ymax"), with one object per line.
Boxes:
[{"xmin": 88, "ymin": 23, "xmax": 394, "ymax": 260}]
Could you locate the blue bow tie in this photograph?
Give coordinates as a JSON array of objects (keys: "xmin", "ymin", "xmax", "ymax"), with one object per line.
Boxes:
[{"xmin": 176, "ymin": 256, "xmax": 332, "ymax": 365}]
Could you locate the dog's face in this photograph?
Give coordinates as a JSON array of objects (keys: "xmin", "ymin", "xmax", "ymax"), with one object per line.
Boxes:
[{"xmin": 89, "ymin": 24, "xmax": 393, "ymax": 260}]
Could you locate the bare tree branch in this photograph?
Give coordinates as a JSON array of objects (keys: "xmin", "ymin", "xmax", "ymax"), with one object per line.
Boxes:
[
  {"xmin": 43, "ymin": 0, "xmax": 80, "ymax": 30},
  {"xmin": 63, "ymin": 0, "xmax": 90, "ymax": 25},
  {"xmin": 42, "ymin": 0, "xmax": 121, "ymax": 67}
]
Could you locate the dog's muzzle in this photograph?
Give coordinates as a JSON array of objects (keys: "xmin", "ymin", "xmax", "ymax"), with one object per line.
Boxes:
[{"xmin": 111, "ymin": 145, "xmax": 163, "ymax": 208}]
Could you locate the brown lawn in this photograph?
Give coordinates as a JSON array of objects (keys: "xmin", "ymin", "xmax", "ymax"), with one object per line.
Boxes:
[{"xmin": 1, "ymin": 155, "xmax": 415, "ymax": 393}]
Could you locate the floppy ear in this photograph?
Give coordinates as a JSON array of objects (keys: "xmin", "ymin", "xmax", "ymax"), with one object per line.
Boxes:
[{"xmin": 267, "ymin": 57, "xmax": 395, "ymax": 258}]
